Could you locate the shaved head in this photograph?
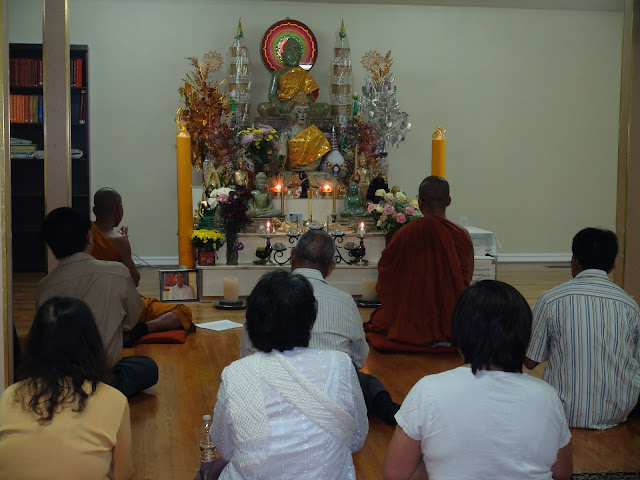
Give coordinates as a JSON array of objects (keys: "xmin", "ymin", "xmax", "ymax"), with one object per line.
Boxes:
[
  {"xmin": 418, "ymin": 176, "xmax": 451, "ymax": 214},
  {"xmin": 93, "ymin": 187, "xmax": 122, "ymax": 219}
]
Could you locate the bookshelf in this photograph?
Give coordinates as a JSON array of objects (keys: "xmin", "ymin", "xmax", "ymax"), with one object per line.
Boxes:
[{"xmin": 9, "ymin": 43, "xmax": 90, "ymax": 272}]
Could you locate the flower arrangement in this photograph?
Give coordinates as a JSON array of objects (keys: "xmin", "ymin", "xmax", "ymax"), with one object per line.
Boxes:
[
  {"xmin": 236, "ymin": 124, "xmax": 280, "ymax": 172},
  {"xmin": 190, "ymin": 229, "xmax": 225, "ymax": 252},
  {"xmin": 217, "ymin": 186, "xmax": 254, "ymax": 264},
  {"xmin": 177, "ymin": 52, "xmax": 236, "ymax": 185},
  {"xmin": 367, "ymin": 189, "xmax": 421, "ymax": 236}
]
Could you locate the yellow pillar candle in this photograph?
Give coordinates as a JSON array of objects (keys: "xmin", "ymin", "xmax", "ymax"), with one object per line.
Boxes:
[
  {"xmin": 223, "ymin": 276, "xmax": 239, "ymax": 302},
  {"xmin": 431, "ymin": 126, "xmax": 446, "ymax": 178},
  {"xmin": 176, "ymin": 120, "xmax": 194, "ymax": 269}
]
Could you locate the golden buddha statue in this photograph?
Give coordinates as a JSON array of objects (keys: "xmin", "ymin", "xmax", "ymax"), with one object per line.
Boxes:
[{"xmin": 353, "ymin": 153, "xmax": 372, "ymax": 203}]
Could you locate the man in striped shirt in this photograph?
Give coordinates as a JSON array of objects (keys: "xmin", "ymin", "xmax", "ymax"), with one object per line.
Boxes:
[
  {"xmin": 524, "ymin": 228, "xmax": 640, "ymax": 429},
  {"xmin": 240, "ymin": 230, "xmax": 400, "ymax": 424}
]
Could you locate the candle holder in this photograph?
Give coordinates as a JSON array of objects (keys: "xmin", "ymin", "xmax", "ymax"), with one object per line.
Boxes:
[
  {"xmin": 331, "ymin": 230, "xmax": 368, "ymax": 265},
  {"xmin": 346, "ymin": 237, "xmax": 368, "ymax": 266}
]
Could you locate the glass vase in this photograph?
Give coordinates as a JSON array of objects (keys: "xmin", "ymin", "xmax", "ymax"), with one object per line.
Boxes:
[{"xmin": 226, "ymin": 234, "xmax": 239, "ymax": 265}]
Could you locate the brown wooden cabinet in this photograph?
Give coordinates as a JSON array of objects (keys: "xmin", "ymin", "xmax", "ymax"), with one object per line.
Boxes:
[{"xmin": 10, "ymin": 43, "xmax": 89, "ymax": 272}]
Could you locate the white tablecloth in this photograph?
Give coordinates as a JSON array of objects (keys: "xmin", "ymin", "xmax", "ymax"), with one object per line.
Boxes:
[{"xmin": 465, "ymin": 226, "xmax": 500, "ymax": 257}]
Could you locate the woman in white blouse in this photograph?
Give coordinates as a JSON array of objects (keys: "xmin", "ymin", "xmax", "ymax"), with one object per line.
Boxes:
[
  {"xmin": 383, "ymin": 280, "xmax": 573, "ymax": 480},
  {"xmin": 207, "ymin": 270, "xmax": 368, "ymax": 480}
]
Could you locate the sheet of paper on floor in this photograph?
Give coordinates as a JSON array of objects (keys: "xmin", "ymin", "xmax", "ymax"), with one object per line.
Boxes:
[{"xmin": 196, "ymin": 320, "xmax": 243, "ymax": 331}]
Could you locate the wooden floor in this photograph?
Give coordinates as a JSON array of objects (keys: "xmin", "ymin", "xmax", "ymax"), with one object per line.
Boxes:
[{"xmin": 11, "ymin": 263, "xmax": 640, "ymax": 479}]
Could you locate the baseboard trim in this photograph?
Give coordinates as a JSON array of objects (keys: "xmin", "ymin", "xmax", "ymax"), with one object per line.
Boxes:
[
  {"xmin": 497, "ymin": 253, "xmax": 571, "ymax": 263},
  {"xmin": 135, "ymin": 254, "xmax": 572, "ymax": 266},
  {"xmin": 134, "ymin": 256, "xmax": 181, "ymax": 267}
]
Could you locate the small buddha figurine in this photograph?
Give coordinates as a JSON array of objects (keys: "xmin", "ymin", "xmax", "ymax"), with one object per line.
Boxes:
[
  {"xmin": 353, "ymin": 153, "xmax": 372, "ymax": 203},
  {"xmin": 278, "ymin": 92, "xmax": 330, "ymax": 172},
  {"xmin": 258, "ymin": 38, "xmax": 329, "ymax": 118},
  {"xmin": 248, "ymin": 172, "xmax": 283, "ymax": 218},
  {"xmin": 340, "ymin": 181, "xmax": 369, "ymax": 217},
  {"xmin": 232, "ymin": 169, "xmax": 250, "ymax": 189}
]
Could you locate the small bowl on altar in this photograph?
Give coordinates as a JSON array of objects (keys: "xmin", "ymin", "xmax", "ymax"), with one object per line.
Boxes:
[
  {"xmin": 345, "ymin": 242, "xmax": 357, "ymax": 250},
  {"xmin": 330, "ymin": 229, "xmax": 345, "ymax": 236},
  {"xmin": 308, "ymin": 221, "xmax": 323, "ymax": 230},
  {"xmin": 273, "ymin": 243, "xmax": 287, "ymax": 252},
  {"xmin": 287, "ymin": 228, "xmax": 300, "ymax": 237}
]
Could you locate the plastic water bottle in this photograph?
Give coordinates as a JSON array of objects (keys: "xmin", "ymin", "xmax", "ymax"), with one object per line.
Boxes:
[{"xmin": 198, "ymin": 414, "xmax": 218, "ymax": 464}]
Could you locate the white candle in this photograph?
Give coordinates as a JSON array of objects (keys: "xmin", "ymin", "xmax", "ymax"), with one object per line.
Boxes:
[
  {"xmin": 359, "ymin": 222, "xmax": 365, "ymax": 238},
  {"xmin": 362, "ymin": 278, "xmax": 378, "ymax": 301},
  {"xmin": 223, "ymin": 276, "xmax": 239, "ymax": 302},
  {"xmin": 266, "ymin": 221, "xmax": 271, "ymax": 238}
]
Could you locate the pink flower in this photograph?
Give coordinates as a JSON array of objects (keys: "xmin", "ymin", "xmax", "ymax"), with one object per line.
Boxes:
[
  {"xmin": 396, "ymin": 213, "xmax": 407, "ymax": 224},
  {"xmin": 405, "ymin": 206, "xmax": 415, "ymax": 215},
  {"xmin": 383, "ymin": 205, "xmax": 394, "ymax": 215},
  {"xmin": 218, "ymin": 193, "xmax": 229, "ymax": 203},
  {"xmin": 367, "ymin": 203, "xmax": 377, "ymax": 213}
]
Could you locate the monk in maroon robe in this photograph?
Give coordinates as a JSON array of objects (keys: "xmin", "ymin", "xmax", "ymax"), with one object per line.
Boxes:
[{"xmin": 364, "ymin": 176, "xmax": 474, "ymax": 352}]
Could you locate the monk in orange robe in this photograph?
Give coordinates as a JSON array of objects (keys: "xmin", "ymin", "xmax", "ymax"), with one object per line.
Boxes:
[
  {"xmin": 92, "ymin": 188, "xmax": 193, "ymax": 346},
  {"xmin": 364, "ymin": 176, "xmax": 474, "ymax": 352}
]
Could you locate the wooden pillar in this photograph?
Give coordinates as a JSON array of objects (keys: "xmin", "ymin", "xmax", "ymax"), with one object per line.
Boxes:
[
  {"xmin": 615, "ymin": 0, "xmax": 640, "ymax": 300},
  {"xmin": 0, "ymin": 0, "xmax": 14, "ymax": 391},
  {"xmin": 43, "ymin": 0, "xmax": 70, "ymax": 272}
]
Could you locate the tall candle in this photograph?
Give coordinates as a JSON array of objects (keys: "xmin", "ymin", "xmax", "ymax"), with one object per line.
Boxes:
[
  {"xmin": 277, "ymin": 184, "xmax": 285, "ymax": 212},
  {"xmin": 176, "ymin": 121, "xmax": 194, "ymax": 269},
  {"xmin": 361, "ymin": 278, "xmax": 378, "ymax": 301},
  {"xmin": 431, "ymin": 126, "xmax": 446, "ymax": 178},
  {"xmin": 307, "ymin": 190, "xmax": 313, "ymax": 220},
  {"xmin": 223, "ymin": 276, "xmax": 239, "ymax": 302},
  {"xmin": 359, "ymin": 221, "xmax": 365, "ymax": 238},
  {"xmin": 332, "ymin": 183, "xmax": 337, "ymax": 214},
  {"xmin": 266, "ymin": 221, "xmax": 271, "ymax": 238}
]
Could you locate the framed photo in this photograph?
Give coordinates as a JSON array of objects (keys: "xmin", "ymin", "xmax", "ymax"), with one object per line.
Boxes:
[{"xmin": 159, "ymin": 269, "xmax": 199, "ymax": 302}]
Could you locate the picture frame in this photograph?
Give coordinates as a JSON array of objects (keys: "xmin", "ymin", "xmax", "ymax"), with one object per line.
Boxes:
[{"xmin": 159, "ymin": 269, "xmax": 199, "ymax": 302}]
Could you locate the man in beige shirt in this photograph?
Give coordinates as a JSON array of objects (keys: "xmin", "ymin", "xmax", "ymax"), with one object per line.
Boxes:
[{"xmin": 38, "ymin": 207, "xmax": 158, "ymax": 397}]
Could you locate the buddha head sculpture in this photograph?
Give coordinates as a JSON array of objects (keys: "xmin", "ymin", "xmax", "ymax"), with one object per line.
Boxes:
[
  {"xmin": 282, "ymin": 38, "xmax": 303, "ymax": 68},
  {"xmin": 290, "ymin": 92, "xmax": 311, "ymax": 128}
]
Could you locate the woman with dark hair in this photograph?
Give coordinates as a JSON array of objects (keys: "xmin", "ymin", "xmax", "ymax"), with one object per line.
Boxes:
[
  {"xmin": 383, "ymin": 280, "xmax": 573, "ymax": 480},
  {"xmin": 206, "ymin": 270, "xmax": 367, "ymax": 480},
  {"xmin": 0, "ymin": 297, "xmax": 133, "ymax": 480}
]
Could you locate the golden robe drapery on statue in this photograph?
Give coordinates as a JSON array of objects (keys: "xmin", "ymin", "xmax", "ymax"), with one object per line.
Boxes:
[
  {"xmin": 285, "ymin": 124, "xmax": 331, "ymax": 170},
  {"xmin": 278, "ymin": 66, "xmax": 319, "ymax": 103},
  {"xmin": 91, "ymin": 223, "xmax": 193, "ymax": 330}
]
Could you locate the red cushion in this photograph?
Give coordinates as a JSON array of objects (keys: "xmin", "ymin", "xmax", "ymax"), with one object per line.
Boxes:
[
  {"xmin": 365, "ymin": 332, "xmax": 458, "ymax": 353},
  {"xmin": 136, "ymin": 330, "xmax": 187, "ymax": 344}
]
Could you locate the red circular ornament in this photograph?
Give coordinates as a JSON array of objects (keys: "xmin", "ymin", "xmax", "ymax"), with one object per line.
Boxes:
[{"xmin": 260, "ymin": 19, "xmax": 318, "ymax": 72}]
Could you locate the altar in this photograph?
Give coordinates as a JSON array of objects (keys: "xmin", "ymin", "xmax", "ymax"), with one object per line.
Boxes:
[{"xmin": 197, "ymin": 227, "xmax": 498, "ymax": 300}]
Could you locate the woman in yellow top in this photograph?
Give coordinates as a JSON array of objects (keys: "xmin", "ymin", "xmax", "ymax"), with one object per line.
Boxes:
[{"xmin": 0, "ymin": 297, "xmax": 133, "ymax": 480}]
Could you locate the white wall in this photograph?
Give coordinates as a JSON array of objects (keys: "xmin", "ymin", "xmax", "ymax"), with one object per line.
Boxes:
[{"xmin": 9, "ymin": 0, "xmax": 622, "ymax": 258}]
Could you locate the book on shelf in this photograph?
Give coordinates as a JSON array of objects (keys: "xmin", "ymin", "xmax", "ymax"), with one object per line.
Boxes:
[
  {"xmin": 10, "ymin": 144, "xmax": 37, "ymax": 152},
  {"xmin": 10, "ymin": 57, "xmax": 83, "ymax": 88},
  {"xmin": 9, "ymin": 94, "xmax": 42, "ymax": 124},
  {"xmin": 71, "ymin": 90, "xmax": 87, "ymax": 125}
]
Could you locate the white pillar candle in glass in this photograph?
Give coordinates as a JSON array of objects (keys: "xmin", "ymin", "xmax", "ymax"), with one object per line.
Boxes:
[
  {"xmin": 361, "ymin": 278, "xmax": 378, "ymax": 301},
  {"xmin": 223, "ymin": 276, "xmax": 239, "ymax": 302}
]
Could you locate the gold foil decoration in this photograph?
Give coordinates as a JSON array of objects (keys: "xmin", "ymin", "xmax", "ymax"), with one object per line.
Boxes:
[
  {"xmin": 361, "ymin": 50, "xmax": 393, "ymax": 83},
  {"xmin": 277, "ymin": 66, "xmax": 319, "ymax": 102},
  {"xmin": 285, "ymin": 125, "xmax": 331, "ymax": 170}
]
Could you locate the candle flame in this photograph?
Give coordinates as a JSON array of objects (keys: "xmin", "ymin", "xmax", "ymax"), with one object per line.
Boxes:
[
  {"xmin": 275, "ymin": 184, "xmax": 282, "ymax": 192},
  {"xmin": 267, "ymin": 221, "xmax": 271, "ymax": 229}
]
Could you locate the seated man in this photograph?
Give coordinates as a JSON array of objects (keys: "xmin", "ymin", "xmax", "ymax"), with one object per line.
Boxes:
[
  {"xmin": 92, "ymin": 187, "xmax": 193, "ymax": 346},
  {"xmin": 240, "ymin": 230, "xmax": 400, "ymax": 424},
  {"xmin": 525, "ymin": 228, "xmax": 640, "ymax": 429},
  {"xmin": 38, "ymin": 207, "xmax": 158, "ymax": 397},
  {"xmin": 364, "ymin": 176, "xmax": 474, "ymax": 352}
]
